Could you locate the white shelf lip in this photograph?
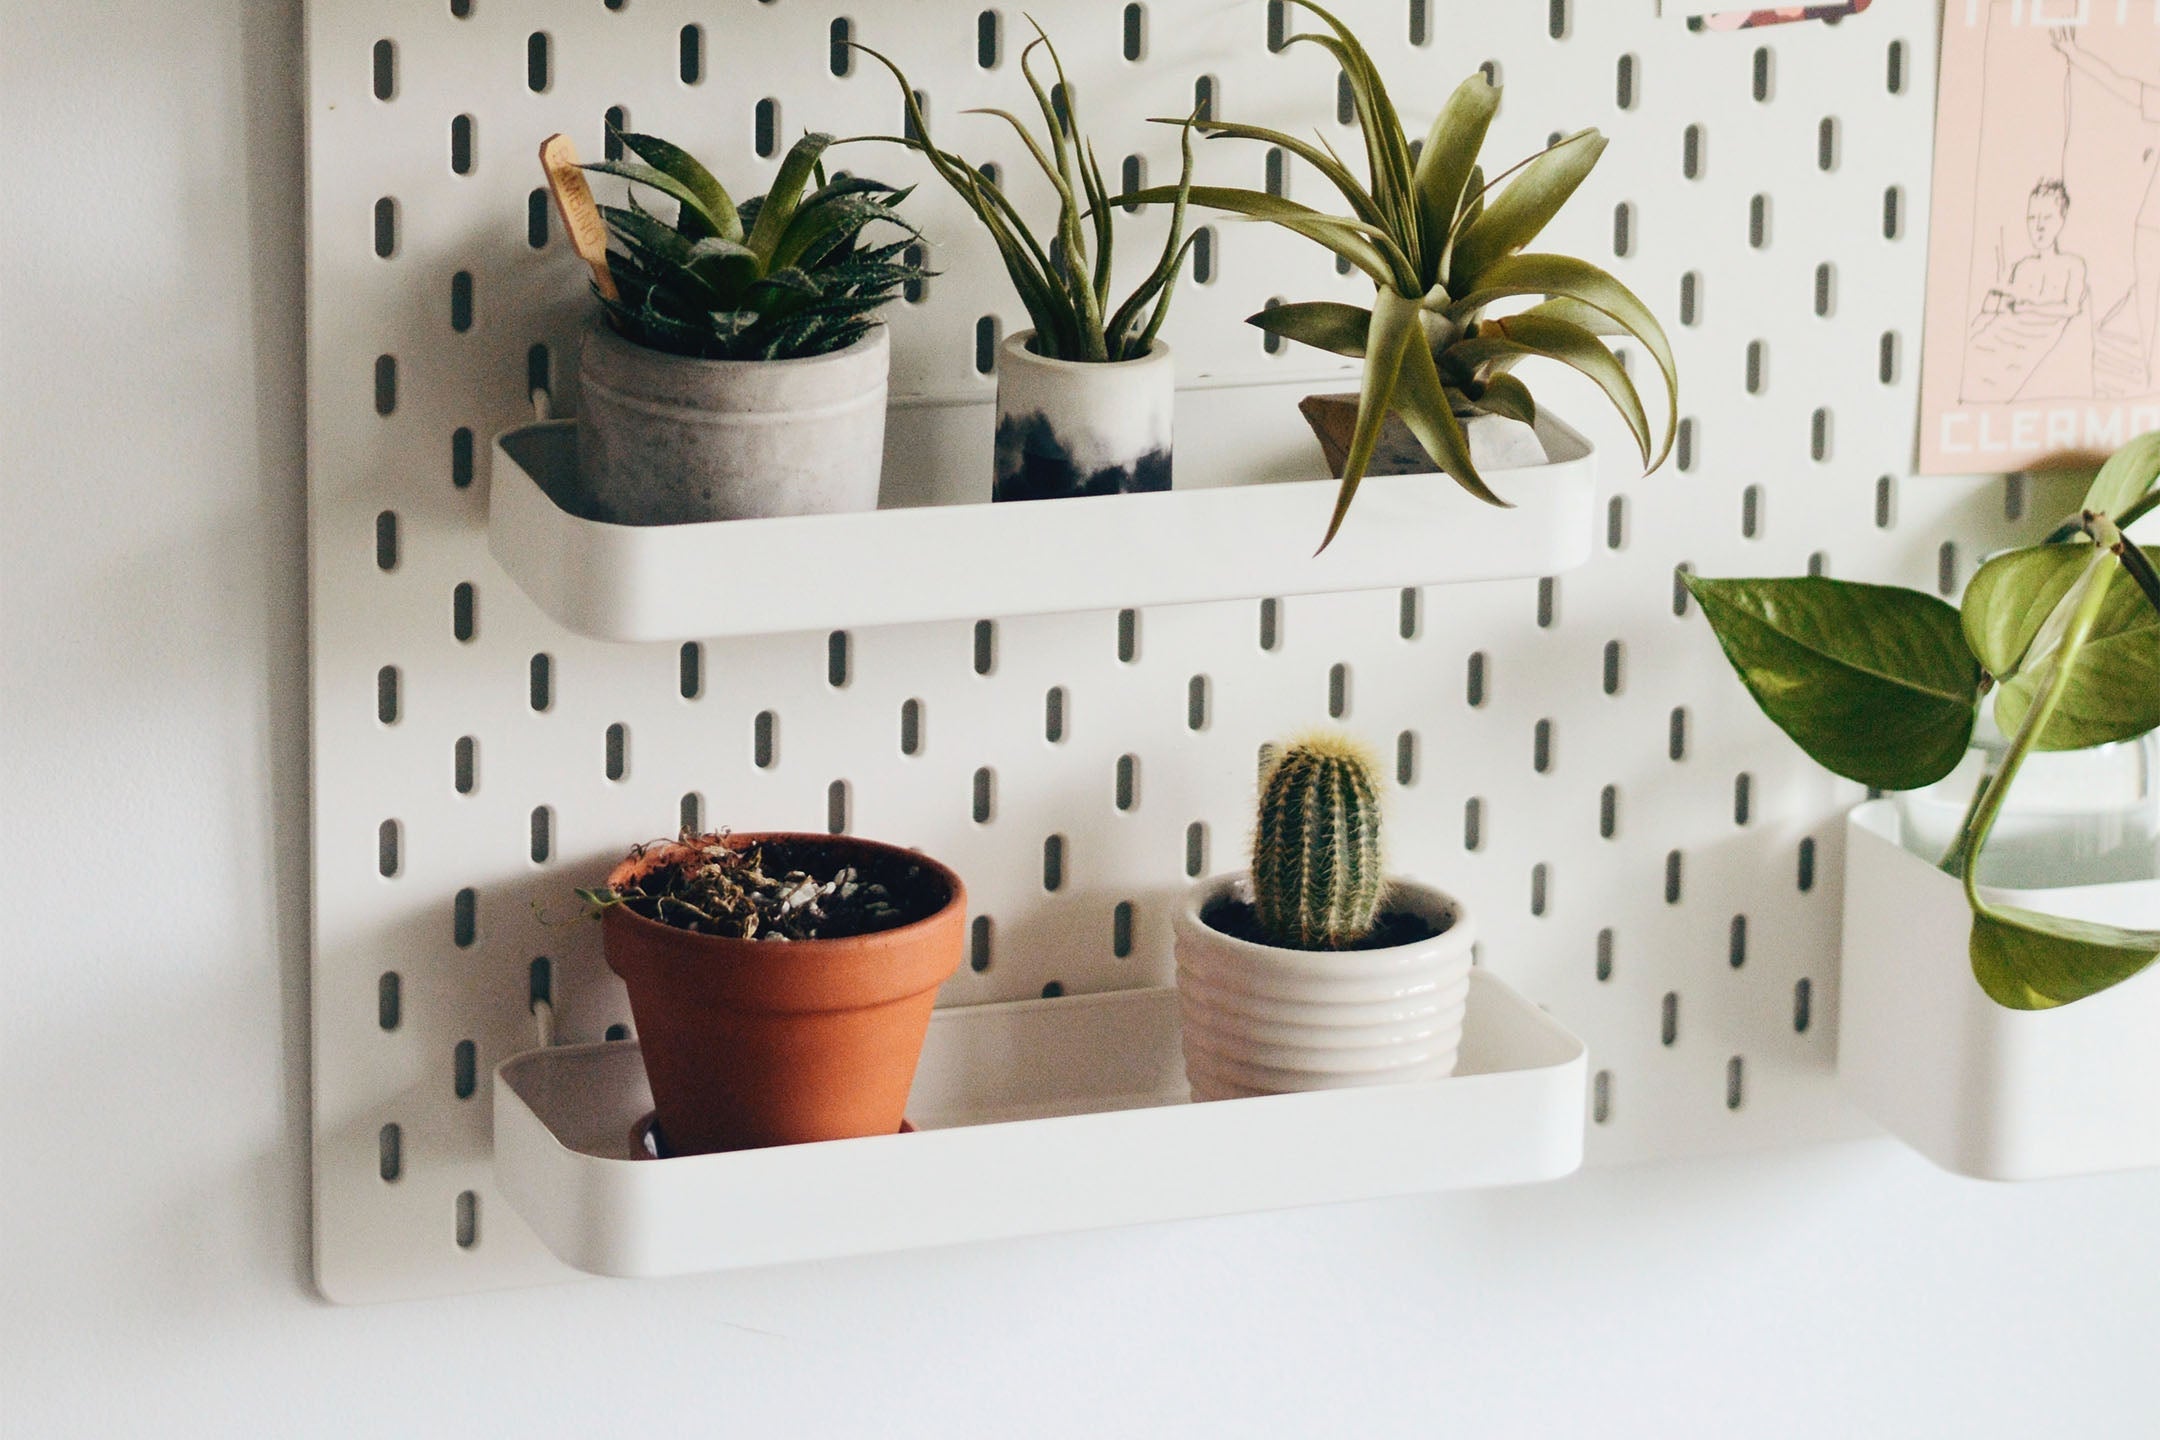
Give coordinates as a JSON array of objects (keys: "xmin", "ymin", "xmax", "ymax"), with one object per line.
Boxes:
[
  {"xmin": 487, "ymin": 417, "xmax": 1598, "ymax": 643},
  {"xmin": 1838, "ymin": 802, "xmax": 2160, "ymax": 1181},
  {"xmin": 493, "ymin": 969, "xmax": 1587, "ymax": 1278}
]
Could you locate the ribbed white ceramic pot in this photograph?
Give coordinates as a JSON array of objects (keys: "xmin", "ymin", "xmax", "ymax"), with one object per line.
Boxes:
[{"xmin": 1172, "ymin": 873, "xmax": 1477, "ymax": 1102}]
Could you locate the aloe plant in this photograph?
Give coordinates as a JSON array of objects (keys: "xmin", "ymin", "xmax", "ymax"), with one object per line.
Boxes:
[
  {"xmin": 1127, "ymin": 1, "xmax": 1676, "ymax": 548},
  {"xmin": 851, "ymin": 23, "xmax": 1197, "ymax": 363},
  {"xmin": 1687, "ymin": 435, "xmax": 2160, "ymax": 1010},
  {"xmin": 582, "ymin": 130, "xmax": 926, "ymax": 361},
  {"xmin": 1252, "ymin": 734, "xmax": 1386, "ymax": 950}
]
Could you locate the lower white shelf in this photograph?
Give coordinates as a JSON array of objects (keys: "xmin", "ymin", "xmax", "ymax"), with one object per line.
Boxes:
[
  {"xmin": 493, "ymin": 969, "xmax": 1587, "ymax": 1277},
  {"xmin": 1840, "ymin": 801, "xmax": 2160, "ymax": 1181}
]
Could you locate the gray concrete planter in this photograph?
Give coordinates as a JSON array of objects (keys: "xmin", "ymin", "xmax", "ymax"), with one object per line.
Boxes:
[{"xmin": 575, "ymin": 324, "xmax": 890, "ymax": 526}]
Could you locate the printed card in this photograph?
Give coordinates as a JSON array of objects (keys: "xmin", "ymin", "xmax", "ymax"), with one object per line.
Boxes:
[{"xmin": 1920, "ymin": 3, "xmax": 2160, "ymax": 472}]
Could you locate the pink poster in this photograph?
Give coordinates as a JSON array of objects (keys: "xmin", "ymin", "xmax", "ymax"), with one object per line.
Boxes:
[{"xmin": 1919, "ymin": 2, "xmax": 2160, "ymax": 473}]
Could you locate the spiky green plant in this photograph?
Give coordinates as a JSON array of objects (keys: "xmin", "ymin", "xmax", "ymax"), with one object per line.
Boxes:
[
  {"xmin": 1251, "ymin": 734, "xmax": 1386, "ymax": 951},
  {"xmin": 851, "ymin": 23, "xmax": 1198, "ymax": 362},
  {"xmin": 1127, "ymin": 1, "xmax": 1677, "ymax": 549},
  {"xmin": 582, "ymin": 130, "xmax": 926, "ymax": 361}
]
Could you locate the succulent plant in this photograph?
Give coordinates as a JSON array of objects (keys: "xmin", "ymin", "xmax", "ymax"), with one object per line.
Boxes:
[
  {"xmin": 852, "ymin": 23, "xmax": 1198, "ymax": 363},
  {"xmin": 582, "ymin": 129, "xmax": 927, "ymax": 361},
  {"xmin": 1251, "ymin": 733, "xmax": 1386, "ymax": 950},
  {"xmin": 1127, "ymin": 0, "xmax": 1677, "ymax": 548},
  {"xmin": 1687, "ymin": 433, "xmax": 2160, "ymax": 1009}
]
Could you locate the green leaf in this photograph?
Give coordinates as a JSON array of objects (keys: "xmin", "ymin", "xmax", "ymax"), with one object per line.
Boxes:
[
  {"xmin": 601, "ymin": 203, "xmax": 702, "ymax": 270},
  {"xmin": 1449, "ymin": 312, "xmax": 1651, "ymax": 467},
  {"xmin": 604, "ymin": 135, "xmax": 741, "ymax": 240},
  {"xmin": 1458, "ymin": 164, "xmax": 1485, "ymax": 233},
  {"xmin": 1475, "ymin": 372, "xmax": 1536, "ymax": 425},
  {"xmin": 1390, "ymin": 325, "xmax": 1507, "ymax": 508},
  {"xmin": 1448, "ymin": 253, "xmax": 1677, "ymax": 469},
  {"xmin": 1970, "ymin": 907, "xmax": 2160, "ymax": 1009},
  {"xmin": 1986, "ymin": 551, "xmax": 2160, "ymax": 749},
  {"xmin": 1125, "ymin": 185, "xmax": 1408, "ymax": 288},
  {"xmin": 1248, "ymin": 301, "xmax": 1371, "ymax": 358},
  {"xmin": 2081, "ymin": 429, "xmax": 2160, "ymax": 519},
  {"xmin": 1683, "ymin": 575, "xmax": 1981, "ymax": 790},
  {"xmin": 769, "ymin": 191, "xmax": 915, "ymax": 274},
  {"xmin": 1962, "ymin": 544, "xmax": 2085, "ymax": 679},
  {"xmin": 1447, "ymin": 130, "xmax": 1608, "ymax": 292},
  {"xmin": 1106, "ymin": 111, "xmax": 1200, "ymax": 360},
  {"xmin": 1323, "ymin": 288, "xmax": 1425, "ymax": 550},
  {"xmin": 744, "ymin": 132, "xmax": 834, "ymax": 264},
  {"xmin": 1166, "ymin": 117, "xmax": 1385, "ymax": 228},
  {"xmin": 1282, "ymin": 6, "xmax": 1416, "ymax": 250},
  {"xmin": 1518, "ymin": 295, "xmax": 1628, "ymax": 334},
  {"xmin": 1412, "ymin": 74, "xmax": 1501, "ymax": 282}
]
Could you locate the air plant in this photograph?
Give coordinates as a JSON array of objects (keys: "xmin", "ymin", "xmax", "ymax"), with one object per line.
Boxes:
[
  {"xmin": 1687, "ymin": 434, "xmax": 2160, "ymax": 1009},
  {"xmin": 581, "ymin": 129, "xmax": 927, "ymax": 361},
  {"xmin": 1128, "ymin": 0, "xmax": 1677, "ymax": 548},
  {"xmin": 851, "ymin": 22, "xmax": 1198, "ymax": 363}
]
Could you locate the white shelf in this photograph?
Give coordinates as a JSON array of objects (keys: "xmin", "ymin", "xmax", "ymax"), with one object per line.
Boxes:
[
  {"xmin": 486, "ymin": 413, "xmax": 1597, "ymax": 643},
  {"xmin": 1839, "ymin": 801, "xmax": 2160, "ymax": 1181},
  {"xmin": 493, "ymin": 969, "xmax": 1586, "ymax": 1277}
]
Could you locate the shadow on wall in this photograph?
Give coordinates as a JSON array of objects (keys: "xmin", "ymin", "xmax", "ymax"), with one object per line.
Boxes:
[{"xmin": 239, "ymin": 0, "xmax": 312, "ymax": 1300}]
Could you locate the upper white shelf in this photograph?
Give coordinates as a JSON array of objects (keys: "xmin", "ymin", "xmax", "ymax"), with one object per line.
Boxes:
[
  {"xmin": 493, "ymin": 969, "xmax": 1586, "ymax": 1278},
  {"xmin": 486, "ymin": 409, "xmax": 1597, "ymax": 643}
]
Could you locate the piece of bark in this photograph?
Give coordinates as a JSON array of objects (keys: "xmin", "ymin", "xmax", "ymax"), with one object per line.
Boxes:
[
  {"xmin": 1298, "ymin": 392, "xmax": 1550, "ymax": 478},
  {"xmin": 1299, "ymin": 393, "xmax": 1447, "ymax": 479}
]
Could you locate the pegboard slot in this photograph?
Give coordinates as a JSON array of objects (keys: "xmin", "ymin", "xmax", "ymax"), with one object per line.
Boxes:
[
  {"xmin": 492, "ymin": 971, "xmax": 1585, "ymax": 1278},
  {"xmin": 487, "ymin": 418, "xmax": 1597, "ymax": 642}
]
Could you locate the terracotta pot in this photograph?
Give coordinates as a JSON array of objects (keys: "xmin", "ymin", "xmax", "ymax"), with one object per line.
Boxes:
[{"xmin": 601, "ymin": 832, "xmax": 965, "ymax": 1156}]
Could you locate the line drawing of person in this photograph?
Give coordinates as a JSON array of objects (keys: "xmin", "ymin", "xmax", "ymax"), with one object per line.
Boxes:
[
  {"xmin": 1973, "ymin": 179, "xmax": 2086, "ymax": 324},
  {"xmin": 2051, "ymin": 25, "xmax": 2160, "ymax": 390},
  {"xmin": 1964, "ymin": 178, "xmax": 2091, "ymax": 400}
]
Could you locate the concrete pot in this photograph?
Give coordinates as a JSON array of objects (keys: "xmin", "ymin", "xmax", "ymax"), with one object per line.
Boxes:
[
  {"xmin": 993, "ymin": 331, "xmax": 1173, "ymax": 501},
  {"xmin": 600, "ymin": 832, "xmax": 964, "ymax": 1156},
  {"xmin": 1173, "ymin": 873, "xmax": 1476, "ymax": 1102},
  {"xmin": 575, "ymin": 324, "xmax": 890, "ymax": 526}
]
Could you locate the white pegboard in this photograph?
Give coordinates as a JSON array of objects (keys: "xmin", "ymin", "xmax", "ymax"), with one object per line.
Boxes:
[{"xmin": 308, "ymin": 0, "xmax": 2063, "ymax": 1302}]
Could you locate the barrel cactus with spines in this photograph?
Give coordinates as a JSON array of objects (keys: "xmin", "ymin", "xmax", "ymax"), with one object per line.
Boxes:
[{"xmin": 1252, "ymin": 734, "xmax": 1386, "ymax": 950}]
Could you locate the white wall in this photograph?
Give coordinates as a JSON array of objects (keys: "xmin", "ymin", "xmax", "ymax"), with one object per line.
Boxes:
[{"xmin": 5, "ymin": 4, "xmax": 2159, "ymax": 1436}]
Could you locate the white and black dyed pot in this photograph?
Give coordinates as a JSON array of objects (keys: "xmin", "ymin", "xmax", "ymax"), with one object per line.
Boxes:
[
  {"xmin": 993, "ymin": 331, "xmax": 1174, "ymax": 502},
  {"xmin": 575, "ymin": 324, "xmax": 889, "ymax": 526}
]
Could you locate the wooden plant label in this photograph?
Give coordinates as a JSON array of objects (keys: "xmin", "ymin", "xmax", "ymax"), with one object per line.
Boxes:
[{"xmin": 539, "ymin": 133, "xmax": 619, "ymax": 301}]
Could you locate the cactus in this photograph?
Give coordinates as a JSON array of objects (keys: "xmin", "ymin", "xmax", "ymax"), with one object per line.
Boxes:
[{"xmin": 1251, "ymin": 733, "xmax": 1386, "ymax": 950}]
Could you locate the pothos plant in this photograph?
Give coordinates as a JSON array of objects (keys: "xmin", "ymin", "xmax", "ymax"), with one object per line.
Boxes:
[
  {"xmin": 1686, "ymin": 434, "xmax": 2160, "ymax": 1010},
  {"xmin": 1126, "ymin": 0, "xmax": 1677, "ymax": 548},
  {"xmin": 850, "ymin": 22, "xmax": 1198, "ymax": 363}
]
